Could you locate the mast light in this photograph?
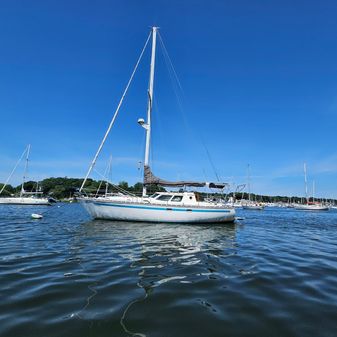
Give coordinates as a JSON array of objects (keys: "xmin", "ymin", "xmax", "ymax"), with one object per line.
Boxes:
[{"xmin": 137, "ymin": 118, "xmax": 145, "ymax": 125}]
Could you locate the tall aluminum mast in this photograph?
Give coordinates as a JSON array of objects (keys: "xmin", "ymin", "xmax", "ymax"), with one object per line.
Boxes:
[
  {"xmin": 247, "ymin": 164, "xmax": 251, "ymax": 202},
  {"xmin": 142, "ymin": 27, "xmax": 158, "ymax": 197},
  {"xmin": 20, "ymin": 144, "xmax": 31, "ymax": 197},
  {"xmin": 304, "ymin": 162, "xmax": 308, "ymax": 203}
]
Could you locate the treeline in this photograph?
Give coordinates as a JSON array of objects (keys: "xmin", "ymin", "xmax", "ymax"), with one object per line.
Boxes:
[
  {"xmin": 0, "ymin": 177, "xmax": 334, "ymax": 203},
  {"xmin": 0, "ymin": 177, "xmax": 164, "ymax": 200},
  {"xmin": 228, "ymin": 192, "xmax": 334, "ymax": 203}
]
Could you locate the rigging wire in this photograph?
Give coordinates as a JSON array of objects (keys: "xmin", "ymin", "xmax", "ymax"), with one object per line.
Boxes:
[
  {"xmin": 0, "ymin": 145, "xmax": 29, "ymax": 195},
  {"xmin": 200, "ymin": 136, "xmax": 221, "ymax": 182},
  {"xmin": 157, "ymin": 32, "xmax": 185, "ymax": 95},
  {"xmin": 92, "ymin": 168, "xmax": 136, "ymax": 196},
  {"xmin": 158, "ymin": 32, "xmax": 223, "ymax": 184},
  {"xmin": 158, "ymin": 33, "xmax": 189, "ymax": 132},
  {"xmin": 95, "ymin": 155, "xmax": 112, "ymax": 197},
  {"xmin": 80, "ymin": 30, "xmax": 152, "ymax": 192}
]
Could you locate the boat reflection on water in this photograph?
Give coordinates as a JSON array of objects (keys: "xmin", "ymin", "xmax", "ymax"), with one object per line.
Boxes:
[
  {"xmin": 78, "ymin": 220, "xmax": 238, "ymax": 265},
  {"xmin": 75, "ymin": 220, "xmax": 239, "ymax": 335}
]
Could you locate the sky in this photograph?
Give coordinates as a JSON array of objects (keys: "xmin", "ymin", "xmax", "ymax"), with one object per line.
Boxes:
[{"xmin": 0, "ymin": 0, "xmax": 337, "ymax": 198}]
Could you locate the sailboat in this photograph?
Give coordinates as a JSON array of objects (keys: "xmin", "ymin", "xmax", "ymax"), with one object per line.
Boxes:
[
  {"xmin": 294, "ymin": 163, "xmax": 328, "ymax": 211},
  {"xmin": 241, "ymin": 164, "xmax": 264, "ymax": 210},
  {"xmin": 0, "ymin": 145, "xmax": 50, "ymax": 205},
  {"xmin": 78, "ymin": 27, "xmax": 235, "ymax": 223}
]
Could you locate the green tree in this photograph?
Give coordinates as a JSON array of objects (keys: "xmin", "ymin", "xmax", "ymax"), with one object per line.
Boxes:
[
  {"xmin": 118, "ymin": 181, "xmax": 129, "ymax": 190},
  {"xmin": 0, "ymin": 183, "xmax": 15, "ymax": 196}
]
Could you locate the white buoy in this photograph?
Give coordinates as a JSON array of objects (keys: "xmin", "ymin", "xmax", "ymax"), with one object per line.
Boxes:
[{"xmin": 31, "ymin": 213, "xmax": 43, "ymax": 219}]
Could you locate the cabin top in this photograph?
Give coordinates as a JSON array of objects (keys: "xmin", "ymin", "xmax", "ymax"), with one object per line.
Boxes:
[{"xmin": 149, "ymin": 191, "xmax": 204, "ymax": 204}]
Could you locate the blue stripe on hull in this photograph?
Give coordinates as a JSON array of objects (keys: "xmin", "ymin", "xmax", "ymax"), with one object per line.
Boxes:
[{"xmin": 92, "ymin": 202, "xmax": 231, "ymax": 213}]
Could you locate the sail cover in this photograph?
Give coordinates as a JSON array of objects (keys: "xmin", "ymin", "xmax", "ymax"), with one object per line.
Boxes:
[{"xmin": 144, "ymin": 166, "xmax": 227, "ymax": 189}]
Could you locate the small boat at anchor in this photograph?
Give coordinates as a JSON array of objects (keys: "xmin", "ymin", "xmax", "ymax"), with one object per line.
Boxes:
[
  {"xmin": 0, "ymin": 195, "xmax": 50, "ymax": 205},
  {"xmin": 0, "ymin": 145, "xmax": 50, "ymax": 206},
  {"xmin": 294, "ymin": 163, "xmax": 328, "ymax": 211},
  {"xmin": 294, "ymin": 203, "xmax": 329, "ymax": 211},
  {"xmin": 242, "ymin": 204, "xmax": 264, "ymax": 210}
]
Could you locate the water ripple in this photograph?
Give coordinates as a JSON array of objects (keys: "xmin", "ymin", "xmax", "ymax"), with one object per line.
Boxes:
[{"xmin": 0, "ymin": 204, "xmax": 337, "ymax": 336}]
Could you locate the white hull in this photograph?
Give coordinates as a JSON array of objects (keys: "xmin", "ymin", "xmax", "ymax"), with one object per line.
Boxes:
[
  {"xmin": 225, "ymin": 203, "xmax": 242, "ymax": 208},
  {"xmin": 0, "ymin": 197, "xmax": 50, "ymax": 205},
  {"xmin": 294, "ymin": 204, "xmax": 329, "ymax": 211},
  {"xmin": 80, "ymin": 198, "xmax": 235, "ymax": 223},
  {"xmin": 242, "ymin": 205, "xmax": 264, "ymax": 210}
]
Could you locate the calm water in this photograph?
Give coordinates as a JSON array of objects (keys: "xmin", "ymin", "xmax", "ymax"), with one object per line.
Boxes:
[{"xmin": 0, "ymin": 204, "xmax": 337, "ymax": 337}]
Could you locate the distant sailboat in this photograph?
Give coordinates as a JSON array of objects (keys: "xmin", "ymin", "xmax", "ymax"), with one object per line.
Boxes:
[
  {"xmin": 0, "ymin": 145, "xmax": 50, "ymax": 205},
  {"xmin": 242, "ymin": 164, "xmax": 264, "ymax": 210},
  {"xmin": 78, "ymin": 27, "xmax": 235, "ymax": 223},
  {"xmin": 294, "ymin": 163, "xmax": 328, "ymax": 211}
]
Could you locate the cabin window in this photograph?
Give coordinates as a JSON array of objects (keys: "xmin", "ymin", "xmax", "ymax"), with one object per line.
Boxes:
[
  {"xmin": 171, "ymin": 196, "xmax": 183, "ymax": 202},
  {"xmin": 150, "ymin": 193, "xmax": 160, "ymax": 199},
  {"xmin": 157, "ymin": 194, "xmax": 173, "ymax": 201}
]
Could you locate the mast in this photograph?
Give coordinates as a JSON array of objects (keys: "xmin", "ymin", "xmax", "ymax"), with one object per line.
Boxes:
[
  {"xmin": 304, "ymin": 162, "xmax": 308, "ymax": 203},
  {"xmin": 312, "ymin": 180, "xmax": 315, "ymax": 203},
  {"xmin": 105, "ymin": 155, "xmax": 113, "ymax": 196},
  {"xmin": 20, "ymin": 144, "xmax": 31, "ymax": 197},
  {"xmin": 142, "ymin": 27, "xmax": 158, "ymax": 197}
]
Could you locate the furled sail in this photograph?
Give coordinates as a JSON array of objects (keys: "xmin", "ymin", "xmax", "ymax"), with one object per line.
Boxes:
[{"xmin": 144, "ymin": 166, "xmax": 227, "ymax": 189}]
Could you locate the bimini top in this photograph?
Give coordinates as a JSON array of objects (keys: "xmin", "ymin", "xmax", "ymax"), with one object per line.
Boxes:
[{"xmin": 143, "ymin": 165, "xmax": 227, "ymax": 189}]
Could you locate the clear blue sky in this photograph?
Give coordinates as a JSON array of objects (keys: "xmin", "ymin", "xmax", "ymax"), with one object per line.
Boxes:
[{"xmin": 1, "ymin": 0, "xmax": 337, "ymax": 198}]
